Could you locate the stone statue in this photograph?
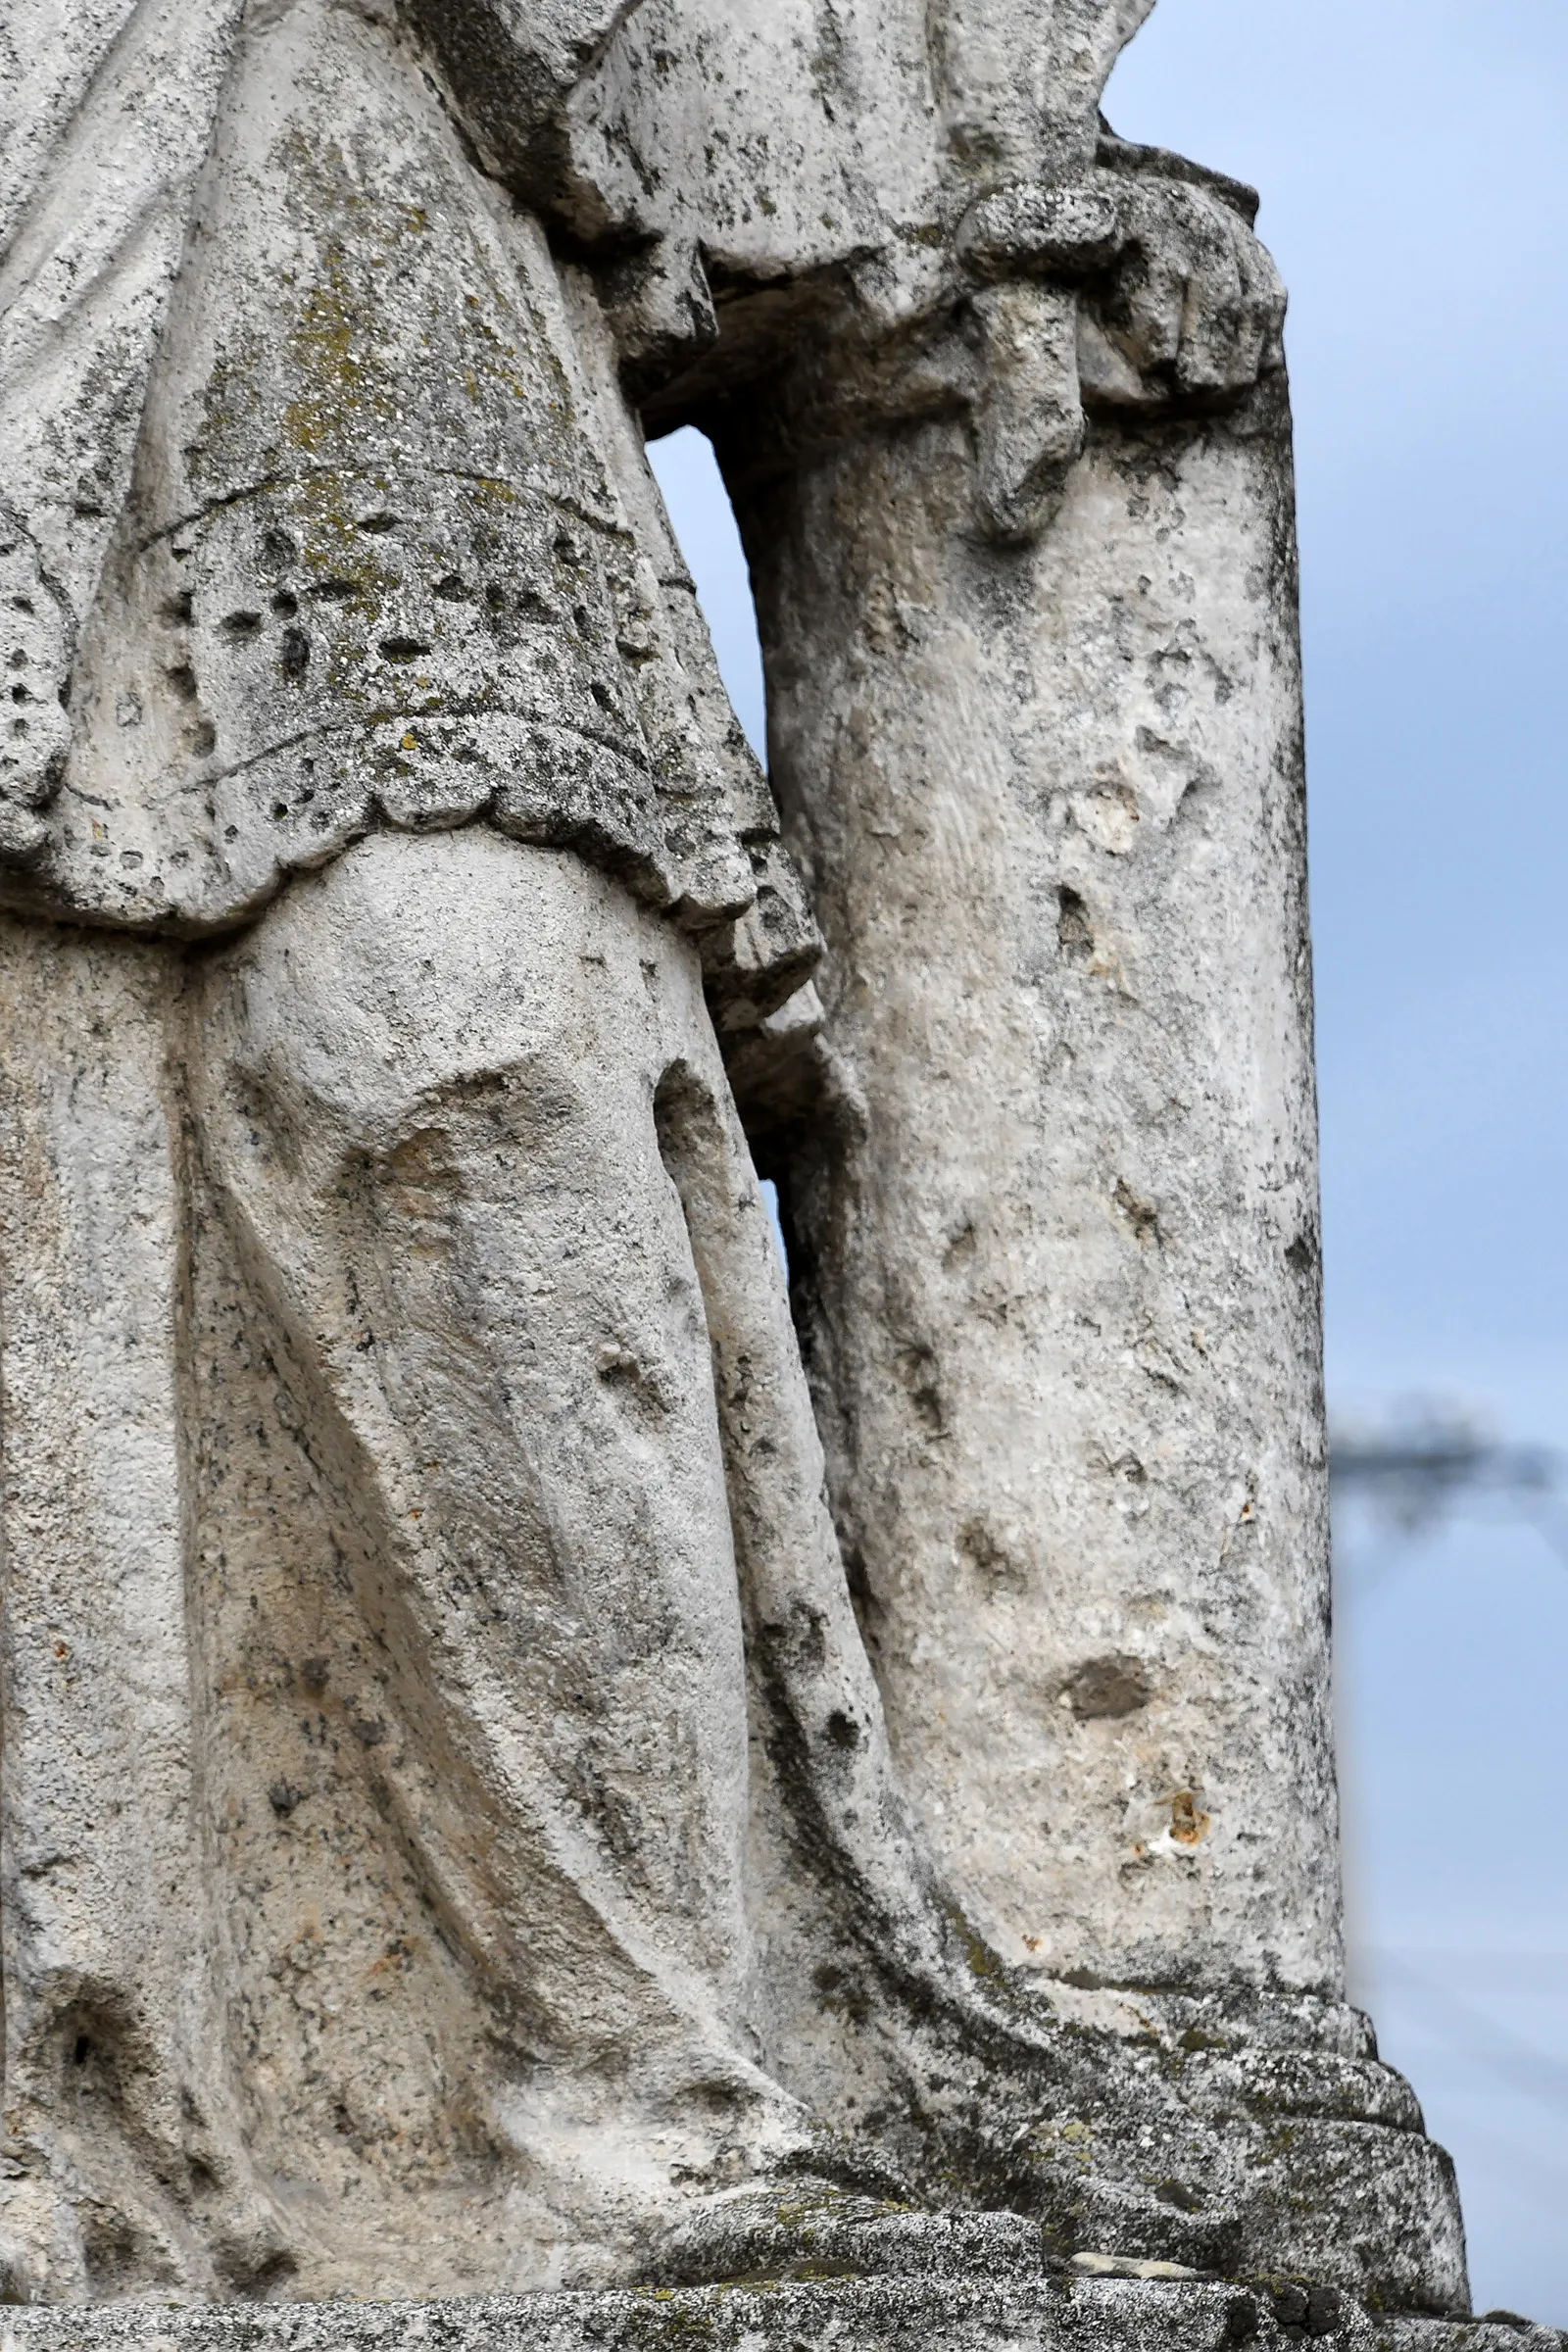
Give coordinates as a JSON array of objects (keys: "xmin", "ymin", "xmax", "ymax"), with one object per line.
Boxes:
[{"xmin": 0, "ymin": 0, "xmax": 1526, "ymax": 2342}]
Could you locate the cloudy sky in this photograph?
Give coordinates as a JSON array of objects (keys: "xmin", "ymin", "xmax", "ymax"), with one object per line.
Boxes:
[{"xmin": 650, "ymin": 0, "xmax": 1568, "ymax": 2317}]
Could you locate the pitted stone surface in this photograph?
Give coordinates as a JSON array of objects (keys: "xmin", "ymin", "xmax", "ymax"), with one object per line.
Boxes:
[
  {"xmin": 0, "ymin": 0, "xmax": 1524, "ymax": 2327},
  {"xmin": 3, "ymin": 2280, "xmax": 1563, "ymax": 2352},
  {"xmin": 0, "ymin": 0, "xmax": 818, "ymax": 1001}
]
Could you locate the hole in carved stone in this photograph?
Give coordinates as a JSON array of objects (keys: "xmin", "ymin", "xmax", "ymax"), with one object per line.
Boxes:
[
  {"xmin": 1063, "ymin": 1653, "xmax": 1151, "ymax": 1721},
  {"xmin": 893, "ymin": 1344, "xmax": 945, "ymax": 1436},
  {"xmin": 647, "ymin": 424, "xmax": 765, "ymax": 762},
  {"xmin": 1113, "ymin": 1176, "xmax": 1160, "ymax": 1248},
  {"xmin": 841, "ymin": 1543, "xmax": 884, "ymax": 1656},
  {"xmin": 760, "ymin": 1178, "xmax": 788, "ymax": 1275},
  {"xmin": 650, "ymin": 431, "xmax": 827, "ymax": 1361},
  {"xmin": 1057, "ymin": 883, "xmax": 1094, "ymax": 964},
  {"xmin": 956, "ymin": 1516, "xmax": 1028, "ymax": 1592}
]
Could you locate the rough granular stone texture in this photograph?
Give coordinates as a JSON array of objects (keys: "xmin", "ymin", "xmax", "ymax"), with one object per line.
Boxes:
[
  {"xmin": 0, "ymin": 0, "xmax": 1530, "ymax": 2322},
  {"xmin": 2, "ymin": 2280, "xmax": 1564, "ymax": 2352}
]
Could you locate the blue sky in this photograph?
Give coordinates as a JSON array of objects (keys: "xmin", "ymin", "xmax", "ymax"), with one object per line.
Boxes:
[{"xmin": 650, "ymin": 0, "xmax": 1568, "ymax": 2315}]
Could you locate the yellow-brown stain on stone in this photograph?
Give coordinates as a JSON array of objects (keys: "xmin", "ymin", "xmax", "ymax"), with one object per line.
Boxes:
[{"xmin": 1169, "ymin": 1788, "xmax": 1210, "ymax": 1847}]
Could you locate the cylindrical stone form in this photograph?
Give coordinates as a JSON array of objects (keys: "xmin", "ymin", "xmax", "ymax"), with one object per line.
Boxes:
[{"xmin": 734, "ymin": 379, "xmax": 1341, "ymax": 1996}]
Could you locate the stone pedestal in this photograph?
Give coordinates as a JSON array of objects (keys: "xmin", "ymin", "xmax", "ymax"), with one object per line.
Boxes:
[{"xmin": 4, "ymin": 2278, "xmax": 1562, "ymax": 2352}]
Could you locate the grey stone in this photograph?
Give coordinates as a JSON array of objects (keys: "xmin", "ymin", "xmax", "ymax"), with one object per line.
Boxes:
[
  {"xmin": 0, "ymin": 0, "xmax": 1537, "ymax": 2332},
  {"xmin": 1, "ymin": 2278, "xmax": 1564, "ymax": 2352}
]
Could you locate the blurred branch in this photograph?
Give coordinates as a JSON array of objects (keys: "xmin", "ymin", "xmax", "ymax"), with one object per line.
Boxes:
[{"xmin": 1329, "ymin": 1398, "xmax": 1568, "ymax": 1565}]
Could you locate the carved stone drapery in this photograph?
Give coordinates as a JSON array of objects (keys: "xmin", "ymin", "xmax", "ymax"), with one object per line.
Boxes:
[{"xmin": 0, "ymin": 0, "xmax": 1498, "ymax": 2332}]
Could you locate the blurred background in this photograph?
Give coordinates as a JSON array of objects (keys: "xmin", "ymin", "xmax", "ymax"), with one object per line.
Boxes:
[{"xmin": 648, "ymin": 0, "xmax": 1568, "ymax": 2316}]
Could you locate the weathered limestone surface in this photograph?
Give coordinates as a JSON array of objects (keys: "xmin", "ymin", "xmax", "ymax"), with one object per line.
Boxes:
[
  {"xmin": 0, "ymin": 2276, "xmax": 1565, "ymax": 2352},
  {"xmin": 0, "ymin": 920, "xmax": 241, "ymax": 2289},
  {"xmin": 735, "ymin": 372, "xmax": 1330, "ymax": 1994},
  {"xmin": 0, "ymin": 0, "xmax": 1524, "ymax": 2336}
]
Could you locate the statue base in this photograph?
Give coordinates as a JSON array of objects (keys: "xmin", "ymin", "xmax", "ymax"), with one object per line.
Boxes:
[{"xmin": 3, "ymin": 2278, "xmax": 1561, "ymax": 2352}]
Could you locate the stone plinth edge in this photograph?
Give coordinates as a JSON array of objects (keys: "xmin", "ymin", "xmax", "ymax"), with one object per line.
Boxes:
[{"xmin": 2, "ymin": 2280, "xmax": 1564, "ymax": 2352}]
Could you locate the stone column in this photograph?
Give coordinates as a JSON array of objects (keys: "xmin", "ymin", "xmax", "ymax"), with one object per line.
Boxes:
[
  {"xmin": 704, "ymin": 204, "xmax": 1469, "ymax": 2303},
  {"xmin": 726, "ymin": 274, "xmax": 1336, "ymax": 2004}
]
